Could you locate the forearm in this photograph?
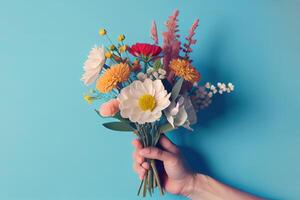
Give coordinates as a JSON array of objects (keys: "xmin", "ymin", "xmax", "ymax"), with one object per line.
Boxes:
[{"xmin": 184, "ymin": 174, "xmax": 263, "ymax": 200}]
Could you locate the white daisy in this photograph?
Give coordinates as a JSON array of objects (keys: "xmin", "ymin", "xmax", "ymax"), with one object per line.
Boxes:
[
  {"xmin": 81, "ymin": 46, "xmax": 106, "ymax": 85},
  {"xmin": 118, "ymin": 79, "xmax": 171, "ymax": 124}
]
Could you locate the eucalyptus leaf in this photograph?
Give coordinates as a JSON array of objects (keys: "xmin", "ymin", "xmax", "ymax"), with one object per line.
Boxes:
[
  {"xmin": 103, "ymin": 122, "xmax": 136, "ymax": 132},
  {"xmin": 171, "ymin": 78, "xmax": 184, "ymax": 101},
  {"xmin": 159, "ymin": 123, "xmax": 175, "ymax": 133},
  {"xmin": 113, "ymin": 112, "xmax": 128, "ymax": 122}
]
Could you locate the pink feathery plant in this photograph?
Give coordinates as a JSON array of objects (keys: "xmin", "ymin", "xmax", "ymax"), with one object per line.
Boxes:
[
  {"xmin": 162, "ymin": 10, "xmax": 181, "ymax": 74},
  {"xmin": 150, "ymin": 21, "xmax": 159, "ymax": 45},
  {"xmin": 183, "ymin": 18, "xmax": 199, "ymax": 61}
]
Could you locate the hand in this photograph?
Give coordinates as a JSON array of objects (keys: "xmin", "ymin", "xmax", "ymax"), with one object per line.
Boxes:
[
  {"xmin": 132, "ymin": 135, "xmax": 195, "ymax": 197},
  {"xmin": 132, "ymin": 136, "xmax": 263, "ymax": 200}
]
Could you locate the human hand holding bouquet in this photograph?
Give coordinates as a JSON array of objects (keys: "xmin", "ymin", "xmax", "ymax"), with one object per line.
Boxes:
[{"xmin": 81, "ymin": 10, "xmax": 234, "ymax": 197}]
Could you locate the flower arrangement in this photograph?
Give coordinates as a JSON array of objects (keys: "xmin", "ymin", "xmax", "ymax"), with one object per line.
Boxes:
[{"xmin": 81, "ymin": 10, "xmax": 234, "ymax": 197}]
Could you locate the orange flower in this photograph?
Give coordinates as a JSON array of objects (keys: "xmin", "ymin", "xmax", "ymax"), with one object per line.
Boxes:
[
  {"xmin": 96, "ymin": 63, "xmax": 130, "ymax": 93},
  {"xmin": 169, "ymin": 59, "xmax": 200, "ymax": 83}
]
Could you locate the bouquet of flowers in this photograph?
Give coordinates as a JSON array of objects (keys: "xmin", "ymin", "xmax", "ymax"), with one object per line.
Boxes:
[{"xmin": 81, "ymin": 10, "xmax": 234, "ymax": 197}]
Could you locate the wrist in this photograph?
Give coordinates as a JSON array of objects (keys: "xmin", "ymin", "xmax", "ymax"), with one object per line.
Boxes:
[
  {"xmin": 182, "ymin": 173, "xmax": 215, "ymax": 200},
  {"xmin": 179, "ymin": 173, "xmax": 197, "ymax": 198}
]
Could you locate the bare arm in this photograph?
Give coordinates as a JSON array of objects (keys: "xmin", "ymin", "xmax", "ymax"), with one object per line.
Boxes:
[{"xmin": 132, "ymin": 136, "xmax": 262, "ymax": 200}]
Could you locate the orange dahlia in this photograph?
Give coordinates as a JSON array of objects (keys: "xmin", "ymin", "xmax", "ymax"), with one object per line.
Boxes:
[
  {"xmin": 169, "ymin": 59, "xmax": 201, "ymax": 83},
  {"xmin": 96, "ymin": 63, "xmax": 130, "ymax": 93}
]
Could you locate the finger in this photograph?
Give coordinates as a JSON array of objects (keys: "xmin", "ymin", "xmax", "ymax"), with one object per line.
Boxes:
[
  {"xmin": 159, "ymin": 135, "xmax": 179, "ymax": 154},
  {"xmin": 133, "ymin": 163, "xmax": 146, "ymax": 180},
  {"xmin": 139, "ymin": 147, "xmax": 175, "ymax": 162},
  {"xmin": 141, "ymin": 162, "xmax": 150, "ymax": 170},
  {"xmin": 132, "ymin": 139, "xmax": 143, "ymax": 150},
  {"xmin": 132, "ymin": 139, "xmax": 144, "ymax": 164},
  {"xmin": 132, "ymin": 151, "xmax": 144, "ymax": 164},
  {"xmin": 136, "ymin": 153, "xmax": 144, "ymax": 164},
  {"xmin": 133, "ymin": 163, "xmax": 146, "ymax": 173}
]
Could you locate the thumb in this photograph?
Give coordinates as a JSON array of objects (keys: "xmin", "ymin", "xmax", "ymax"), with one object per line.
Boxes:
[{"xmin": 139, "ymin": 147, "xmax": 176, "ymax": 163}]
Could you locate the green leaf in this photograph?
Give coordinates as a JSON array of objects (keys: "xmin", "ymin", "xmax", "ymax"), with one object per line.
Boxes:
[
  {"xmin": 113, "ymin": 112, "xmax": 127, "ymax": 121},
  {"xmin": 171, "ymin": 78, "xmax": 184, "ymax": 101},
  {"xmin": 159, "ymin": 123, "xmax": 175, "ymax": 133},
  {"xmin": 153, "ymin": 59, "xmax": 162, "ymax": 70},
  {"xmin": 95, "ymin": 109, "xmax": 103, "ymax": 118},
  {"xmin": 103, "ymin": 122, "xmax": 136, "ymax": 132}
]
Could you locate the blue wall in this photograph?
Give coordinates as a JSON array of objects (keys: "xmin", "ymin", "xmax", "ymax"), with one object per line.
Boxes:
[{"xmin": 1, "ymin": 0, "xmax": 299, "ymax": 199}]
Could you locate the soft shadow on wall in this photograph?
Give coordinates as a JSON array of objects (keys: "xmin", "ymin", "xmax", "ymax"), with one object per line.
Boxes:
[{"xmin": 166, "ymin": 23, "xmax": 277, "ymax": 200}]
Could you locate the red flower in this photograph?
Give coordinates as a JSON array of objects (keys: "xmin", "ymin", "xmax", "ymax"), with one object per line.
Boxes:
[{"xmin": 128, "ymin": 43, "xmax": 162, "ymax": 58}]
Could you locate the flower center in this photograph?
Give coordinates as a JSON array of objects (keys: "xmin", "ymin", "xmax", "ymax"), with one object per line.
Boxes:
[{"xmin": 138, "ymin": 94, "xmax": 156, "ymax": 111}]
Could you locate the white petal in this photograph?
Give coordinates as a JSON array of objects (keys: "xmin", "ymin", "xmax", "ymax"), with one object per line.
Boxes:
[
  {"xmin": 143, "ymin": 79, "xmax": 154, "ymax": 95},
  {"xmin": 119, "ymin": 99, "xmax": 138, "ymax": 109},
  {"xmin": 170, "ymin": 103, "xmax": 180, "ymax": 116},
  {"xmin": 174, "ymin": 106, "xmax": 188, "ymax": 126},
  {"xmin": 130, "ymin": 111, "xmax": 142, "ymax": 123},
  {"xmin": 153, "ymin": 79, "xmax": 164, "ymax": 93},
  {"xmin": 81, "ymin": 46, "xmax": 105, "ymax": 85},
  {"xmin": 166, "ymin": 113, "xmax": 175, "ymax": 127}
]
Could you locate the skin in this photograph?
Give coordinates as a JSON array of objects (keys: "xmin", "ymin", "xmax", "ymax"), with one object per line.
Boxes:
[{"xmin": 132, "ymin": 136, "xmax": 263, "ymax": 200}]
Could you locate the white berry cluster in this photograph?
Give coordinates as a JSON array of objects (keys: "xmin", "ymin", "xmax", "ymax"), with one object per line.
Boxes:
[
  {"xmin": 190, "ymin": 86, "xmax": 212, "ymax": 110},
  {"xmin": 137, "ymin": 67, "xmax": 166, "ymax": 81},
  {"xmin": 205, "ymin": 82, "xmax": 234, "ymax": 97},
  {"xmin": 190, "ymin": 82, "xmax": 235, "ymax": 111}
]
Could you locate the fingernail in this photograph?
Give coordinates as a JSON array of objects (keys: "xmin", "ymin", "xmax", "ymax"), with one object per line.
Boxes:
[{"xmin": 140, "ymin": 148, "xmax": 150, "ymax": 155}]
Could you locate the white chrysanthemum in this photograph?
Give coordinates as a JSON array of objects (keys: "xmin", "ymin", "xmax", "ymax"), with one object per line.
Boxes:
[
  {"xmin": 118, "ymin": 79, "xmax": 171, "ymax": 124},
  {"xmin": 81, "ymin": 46, "xmax": 106, "ymax": 85}
]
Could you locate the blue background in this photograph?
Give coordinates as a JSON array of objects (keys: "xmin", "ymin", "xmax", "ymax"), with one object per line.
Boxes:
[{"xmin": 1, "ymin": 0, "xmax": 299, "ymax": 199}]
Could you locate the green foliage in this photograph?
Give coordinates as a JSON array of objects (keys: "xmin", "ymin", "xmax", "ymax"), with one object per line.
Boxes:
[
  {"xmin": 102, "ymin": 122, "xmax": 136, "ymax": 132},
  {"xmin": 153, "ymin": 59, "xmax": 163, "ymax": 71},
  {"xmin": 171, "ymin": 78, "xmax": 183, "ymax": 101}
]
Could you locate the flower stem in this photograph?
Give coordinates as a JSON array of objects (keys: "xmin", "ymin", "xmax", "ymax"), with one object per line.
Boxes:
[
  {"xmin": 150, "ymin": 160, "xmax": 164, "ymax": 196},
  {"xmin": 137, "ymin": 178, "xmax": 144, "ymax": 196},
  {"xmin": 143, "ymin": 170, "xmax": 148, "ymax": 197}
]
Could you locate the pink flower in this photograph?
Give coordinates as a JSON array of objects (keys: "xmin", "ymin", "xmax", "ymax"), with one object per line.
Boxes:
[{"xmin": 99, "ymin": 99, "xmax": 120, "ymax": 117}]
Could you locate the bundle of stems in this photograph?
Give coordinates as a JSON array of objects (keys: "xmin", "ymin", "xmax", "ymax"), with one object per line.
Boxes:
[{"xmin": 136, "ymin": 123, "xmax": 164, "ymax": 197}]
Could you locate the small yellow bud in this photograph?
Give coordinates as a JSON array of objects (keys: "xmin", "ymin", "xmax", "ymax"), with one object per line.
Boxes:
[
  {"xmin": 117, "ymin": 34, "xmax": 125, "ymax": 41},
  {"xmin": 118, "ymin": 45, "xmax": 127, "ymax": 53},
  {"xmin": 84, "ymin": 95, "xmax": 93, "ymax": 104},
  {"xmin": 105, "ymin": 51, "xmax": 112, "ymax": 58},
  {"xmin": 109, "ymin": 45, "xmax": 116, "ymax": 51},
  {"xmin": 99, "ymin": 28, "xmax": 107, "ymax": 36}
]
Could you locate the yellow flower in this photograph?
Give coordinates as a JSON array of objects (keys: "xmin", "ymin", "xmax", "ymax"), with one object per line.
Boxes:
[
  {"xmin": 96, "ymin": 63, "xmax": 131, "ymax": 93},
  {"xmin": 138, "ymin": 94, "xmax": 156, "ymax": 111},
  {"xmin": 169, "ymin": 59, "xmax": 201, "ymax": 83},
  {"xmin": 105, "ymin": 51, "xmax": 112, "ymax": 58},
  {"xmin": 109, "ymin": 45, "xmax": 116, "ymax": 51},
  {"xmin": 99, "ymin": 28, "xmax": 107, "ymax": 36},
  {"xmin": 118, "ymin": 45, "xmax": 127, "ymax": 53},
  {"xmin": 117, "ymin": 34, "xmax": 125, "ymax": 41},
  {"xmin": 83, "ymin": 95, "xmax": 94, "ymax": 104}
]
